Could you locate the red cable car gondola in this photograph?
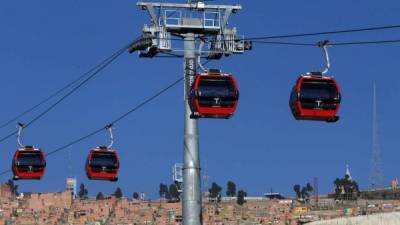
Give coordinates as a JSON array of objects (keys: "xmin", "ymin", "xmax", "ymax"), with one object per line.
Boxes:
[
  {"xmin": 85, "ymin": 147, "xmax": 120, "ymax": 182},
  {"xmin": 85, "ymin": 125, "xmax": 119, "ymax": 182},
  {"xmin": 289, "ymin": 41, "xmax": 341, "ymax": 122},
  {"xmin": 189, "ymin": 71, "xmax": 239, "ymax": 119},
  {"xmin": 289, "ymin": 73, "xmax": 341, "ymax": 122},
  {"xmin": 12, "ymin": 124, "xmax": 46, "ymax": 180},
  {"xmin": 12, "ymin": 146, "xmax": 46, "ymax": 180}
]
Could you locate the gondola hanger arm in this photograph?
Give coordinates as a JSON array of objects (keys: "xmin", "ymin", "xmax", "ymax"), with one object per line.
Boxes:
[
  {"xmin": 318, "ymin": 40, "xmax": 331, "ymax": 76},
  {"xmin": 16, "ymin": 122, "xmax": 26, "ymax": 148},
  {"xmin": 197, "ymin": 39, "xmax": 208, "ymax": 73},
  {"xmin": 105, "ymin": 124, "xmax": 114, "ymax": 149}
]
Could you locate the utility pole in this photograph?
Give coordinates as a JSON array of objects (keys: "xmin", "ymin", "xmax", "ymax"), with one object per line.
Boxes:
[{"xmin": 131, "ymin": 1, "xmax": 251, "ymax": 225}]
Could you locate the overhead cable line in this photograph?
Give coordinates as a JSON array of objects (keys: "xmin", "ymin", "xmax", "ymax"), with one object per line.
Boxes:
[
  {"xmin": 0, "ymin": 58, "xmax": 212, "ymax": 176},
  {"xmin": 330, "ymin": 39, "xmax": 400, "ymax": 46},
  {"xmin": 243, "ymin": 24, "xmax": 400, "ymax": 41},
  {"xmin": 250, "ymin": 40, "xmax": 316, "ymax": 46},
  {"xmin": 0, "ymin": 76, "xmax": 184, "ymax": 176},
  {"xmin": 106, "ymin": 77, "xmax": 183, "ymax": 126},
  {"xmin": 0, "ymin": 45, "xmax": 130, "ymax": 130},
  {"xmin": 0, "ymin": 41, "xmax": 133, "ymax": 145},
  {"xmin": 252, "ymin": 39, "xmax": 400, "ymax": 47},
  {"xmin": 153, "ymin": 24, "xmax": 400, "ymax": 43}
]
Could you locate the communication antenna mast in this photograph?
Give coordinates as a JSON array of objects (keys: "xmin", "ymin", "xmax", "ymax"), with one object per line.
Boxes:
[
  {"xmin": 131, "ymin": 1, "xmax": 251, "ymax": 225},
  {"xmin": 369, "ymin": 82, "xmax": 384, "ymax": 189}
]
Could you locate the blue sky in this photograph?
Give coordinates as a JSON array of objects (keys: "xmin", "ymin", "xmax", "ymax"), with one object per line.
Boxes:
[{"xmin": 0, "ymin": 0, "xmax": 399, "ymax": 198}]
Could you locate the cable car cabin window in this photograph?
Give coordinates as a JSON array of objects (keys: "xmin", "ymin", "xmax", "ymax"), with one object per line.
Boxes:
[
  {"xmin": 17, "ymin": 152, "xmax": 44, "ymax": 166},
  {"xmin": 300, "ymin": 80, "xmax": 339, "ymax": 110},
  {"xmin": 197, "ymin": 79, "xmax": 237, "ymax": 107},
  {"xmin": 90, "ymin": 153, "xmax": 118, "ymax": 168}
]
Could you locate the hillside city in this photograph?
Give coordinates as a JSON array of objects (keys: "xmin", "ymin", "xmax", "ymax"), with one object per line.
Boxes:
[
  {"xmin": 1, "ymin": 174, "xmax": 400, "ymax": 225},
  {"xmin": 1, "ymin": 1, "xmax": 399, "ymax": 225}
]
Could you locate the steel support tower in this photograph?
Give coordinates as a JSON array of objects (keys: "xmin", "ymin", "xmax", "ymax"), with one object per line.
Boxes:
[{"xmin": 132, "ymin": 1, "xmax": 250, "ymax": 225}]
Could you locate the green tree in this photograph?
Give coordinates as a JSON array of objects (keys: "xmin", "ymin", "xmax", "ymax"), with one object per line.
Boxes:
[
  {"xmin": 293, "ymin": 183, "xmax": 313, "ymax": 201},
  {"xmin": 226, "ymin": 181, "xmax": 236, "ymax": 197},
  {"xmin": 293, "ymin": 184, "xmax": 301, "ymax": 199},
  {"xmin": 96, "ymin": 192, "xmax": 104, "ymax": 200},
  {"xmin": 333, "ymin": 175, "xmax": 360, "ymax": 200},
  {"xmin": 114, "ymin": 187, "xmax": 123, "ymax": 199},
  {"xmin": 306, "ymin": 183, "xmax": 313, "ymax": 193},
  {"xmin": 237, "ymin": 190, "xmax": 247, "ymax": 205},
  {"xmin": 169, "ymin": 184, "xmax": 180, "ymax": 202},
  {"xmin": 133, "ymin": 192, "xmax": 139, "ymax": 200},
  {"xmin": 174, "ymin": 181, "xmax": 182, "ymax": 192},
  {"xmin": 78, "ymin": 183, "xmax": 88, "ymax": 199},
  {"xmin": 302, "ymin": 183, "xmax": 313, "ymax": 199},
  {"xmin": 209, "ymin": 182, "xmax": 222, "ymax": 200},
  {"xmin": 334, "ymin": 178, "xmax": 342, "ymax": 197},
  {"xmin": 351, "ymin": 181, "xmax": 360, "ymax": 193},
  {"xmin": 301, "ymin": 187, "xmax": 308, "ymax": 199},
  {"xmin": 165, "ymin": 188, "xmax": 171, "ymax": 200},
  {"xmin": 159, "ymin": 183, "xmax": 168, "ymax": 199}
]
